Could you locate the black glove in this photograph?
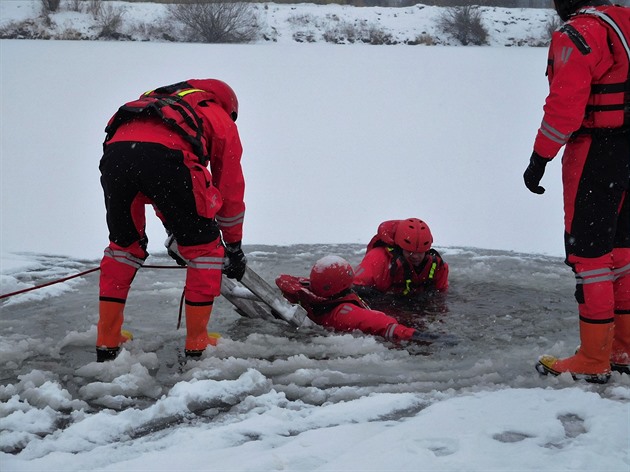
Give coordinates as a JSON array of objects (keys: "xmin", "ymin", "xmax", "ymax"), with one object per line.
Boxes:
[
  {"xmin": 165, "ymin": 234, "xmax": 187, "ymax": 267},
  {"xmin": 223, "ymin": 241, "xmax": 247, "ymax": 280},
  {"xmin": 523, "ymin": 151, "xmax": 550, "ymax": 195}
]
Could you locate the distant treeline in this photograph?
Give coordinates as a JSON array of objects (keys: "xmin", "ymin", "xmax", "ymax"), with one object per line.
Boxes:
[{"xmin": 118, "ymin": 0, "xmax": 555, "ymax": 9}]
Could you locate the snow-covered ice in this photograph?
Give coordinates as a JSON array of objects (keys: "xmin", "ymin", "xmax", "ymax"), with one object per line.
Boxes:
[{"xmin": 1, "ymin": 2, "xmax": 629, "ymax": 471}]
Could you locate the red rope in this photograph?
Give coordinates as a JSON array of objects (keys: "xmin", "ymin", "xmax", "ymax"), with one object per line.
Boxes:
[{"xmin": 0, "ymin": 264, "xmax": 184, "ymax": 301}]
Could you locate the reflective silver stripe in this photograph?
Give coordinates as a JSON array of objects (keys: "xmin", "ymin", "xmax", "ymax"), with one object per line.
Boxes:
[
  {"xmin": 577, "ymin": 274, "xmax": 615, "ymax": 284},
  {"xmin": 580, "ymin": 9, "xmax": 630, "ymax": 61},
  {"xmin": 614, "ymin": 262, "xmax": 630, "ymax": 280},
  {"xmin": 576, "ymin": 267, "xmax": 614, "ymax": 285},
  {"xmin": 216, "ymin": 212, "xmax": 245, "ymax": 223},
  {"xmin": 216, "ymin": 212, "xmax": 245, "ymax": 228},
  {"xmin": 218, "ymin": 219, "xmax": 244, "ymax": 228},
  {"xmin": 385, "ymin": 323, "xmax": 398, "ymax": 340},
  {"xmin": 539, "ymin": 120, "xmax": 571, "ymax": 145},
  {"xmin": 540, "ymin": 127, "xmax": 567, "ymax": 144},
  {"xmin": 188, "ymin": 256, "xmax": 224, "ymax": 270},
  {"xmin": 354, "ymin": 266, "xmax": 365, "ymax": 276},
  {"xmin": 338, "ymin": 305, "xmax": 354, "ymax": 315},
  {"xmin": 561, "ymin": 45, "xmax": 573, "ymax": 63},
  {"xmin": 104, "ymin": 248, "xmax": 144, "ymax": 269},
  {"xmin": 578, "ymin": 267, "xmax": 611, "ymax": 278}
]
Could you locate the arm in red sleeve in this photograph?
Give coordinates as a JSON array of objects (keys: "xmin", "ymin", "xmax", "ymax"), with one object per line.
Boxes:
[
  {"xmin": 433, "ymin": 260, "xmax": 449, "ymax": 292},
  {"xmin": 276, "ymin": 274, "xmax": 307, "ymax": 304},
  {"xmin": 203, "ymin": 104, "xmax": 246, "ymax": 244},
  {"xmin": 533, "ymin": 19, "xmax": 611, "ymax": 158},
  {"xmin": 353, "ymin": 248, "xmax": 394, "ymax": 293}
]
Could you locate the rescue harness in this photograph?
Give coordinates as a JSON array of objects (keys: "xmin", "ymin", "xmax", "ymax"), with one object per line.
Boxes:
[
  {"xmin": 104, "ymin": 81, "xmax": 214, "ymax": 165},
  {"xmin": 366, "ymin": 220, "xmax": 439, "ymax": 296},
  {"xmin": 566, "ymin": 8, "xmax": 630, "ymax": 133},
  {"xmin": 310, "ymin": 290, "xmax": 368, "ymax": 316},
  {"xmin": 384, "ymin": 246, "xmax": 439, "ymax": 296}
]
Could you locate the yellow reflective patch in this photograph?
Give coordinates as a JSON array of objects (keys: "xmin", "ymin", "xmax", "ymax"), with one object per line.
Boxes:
[
  {"xmin": 403, "ymin": 279, "xmax": 412, "ymax": 295},
  {"xmin": 177, "ymin": 88, "xmax": 205, "ymax": 97}
]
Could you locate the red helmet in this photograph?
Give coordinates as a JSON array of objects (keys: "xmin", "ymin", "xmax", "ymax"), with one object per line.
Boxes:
[
  {"xmin": 190, "ymin": 78, "xmax": 239, "ymax": 121},
  {"xmin": 394, "ymin": 218, "xmax": 433, "ymax": 253},
  {"xmin": 310, "ymin": 256, "xmax": 354, "ymax": 298}
]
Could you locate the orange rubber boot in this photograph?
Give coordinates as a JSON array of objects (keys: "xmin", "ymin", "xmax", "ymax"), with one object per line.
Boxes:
[
  {"xmin": 96, "ymin": 300, "xmax": 132, "ymax": 362},
  {"xmin": 611, "ymin": 314, "xmax": 630, "ymax": 374},
  {"xmin": 184, "ymin": 303, "xmax": 214, "ymax": 357},
  {"xmin": 537, "ymin": 320, "xmax": 613, "ymax": 383}
]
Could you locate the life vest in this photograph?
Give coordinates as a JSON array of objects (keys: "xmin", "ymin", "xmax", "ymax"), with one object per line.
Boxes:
[
  {"xmin": 366, "ymin": 220, "xmax": 399, "ymax": 251},
  {"xmin": 366, "ymin": 220, "xmax": 440, "ymax": 295},
  {"xmin": 104, "ymin": 81, "xmax": 217, "ymax": 165},
  {"xmin": 566, "ymin": 6, "xmax": 630, "ymax": 131},
  {"xmin": 276, "ymin": 274, "xmax": 368, "ymax": 319}
]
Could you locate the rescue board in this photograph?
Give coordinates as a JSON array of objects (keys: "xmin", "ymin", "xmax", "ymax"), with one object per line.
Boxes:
[
  {"xmin": 220, "ymin": 276, "xmax": 276, "ymax": 321},
  {"xmin": 222, "ymin": 266, "xmax": 316, "ymax": 329}
]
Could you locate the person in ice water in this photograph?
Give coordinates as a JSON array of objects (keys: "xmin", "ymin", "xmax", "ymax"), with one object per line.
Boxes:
[
  {"xmin": 97, "ymin": 79, "xmax": 247, "ymax": 362},
  {"xmin": 522, "ymin": 0, "xmax": 630, "ymax": 382},
  {"xmin": 353, "ymin": 218, "xmax": 449, "ymax": 299},
  {"xmin": 276, "ymin": 256, "xmax": 434, "ymax": 343}
]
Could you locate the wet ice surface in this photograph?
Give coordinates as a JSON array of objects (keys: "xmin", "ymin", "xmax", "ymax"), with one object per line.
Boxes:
[
  {"xmin": 0, "ymin": 244, "xmax": 625, "ymax": 401},
  {"xmin": 1, "ymin": 245, "xmax": 629, "ymax": 470}
]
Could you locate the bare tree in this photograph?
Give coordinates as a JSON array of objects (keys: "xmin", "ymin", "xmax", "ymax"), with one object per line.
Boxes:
[
  {"xmin": 68, "ymin": 0, "xmax": 82, "ymax": 12},
  {"xmin": 544, "ymin": 14, "xmax": 564, "ymax": 41},
  {"xmin": 169, "ymin": 0, "xmax": 259, "ymax": 43},
  {"xmin": 96, "ymin": 3, "xmax": 126, "ymax": 39},
  {"xmin": 40, "ymin": 0, "xmax": 61, "ymax": 13},
  {"xmin": 437, "ymin": 5, "xmax": 489, "ymax": 45},
  {"xmin": 87, "ymin": 0, "xmax": 103, "ymax": 18}
]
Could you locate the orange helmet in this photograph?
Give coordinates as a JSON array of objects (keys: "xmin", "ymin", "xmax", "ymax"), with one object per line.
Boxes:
[
  {"xmin": 310, "ymin": 256, "xmax": 354, "ymax": 298},
  {"xmin": 190, "ymin": 78, "xmax": 239, "ymax": 121},
  {"xmin": 394, "ymin": 218, "xmax": 433, "ymax": 253}
]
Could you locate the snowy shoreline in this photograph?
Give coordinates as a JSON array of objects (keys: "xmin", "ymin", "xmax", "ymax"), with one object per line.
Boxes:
[
  {"xmin": 0, "ymin": 0, "xmax": 559, "ymax": 46},
  {"xmin": 2, "ymin": 8, "xmax": 630, "ymax": 470}
]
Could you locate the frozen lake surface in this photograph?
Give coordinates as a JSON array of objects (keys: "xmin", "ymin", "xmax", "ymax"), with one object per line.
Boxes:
[
  {"xmin": 1, "ymin": 244, "xmax": 622, "ymax": 405},
  {"xmin": 1, "ymin": 245, "xmax": 629, "ymax": 471}
]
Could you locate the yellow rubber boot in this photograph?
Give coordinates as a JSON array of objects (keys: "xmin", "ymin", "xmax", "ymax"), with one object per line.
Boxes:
[{"xmin": 537, "ymin": 320, "xmax": 613, "ymax": 384}]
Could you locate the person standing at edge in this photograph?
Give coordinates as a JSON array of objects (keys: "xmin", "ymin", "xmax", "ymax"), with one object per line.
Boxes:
[
  {"xmin": 522, "ymin": 0, "xmax": 630, "ymax": 382},
  {"xmin": 97, "ymin": 79, "xmax": 247, "ymax": 361}
]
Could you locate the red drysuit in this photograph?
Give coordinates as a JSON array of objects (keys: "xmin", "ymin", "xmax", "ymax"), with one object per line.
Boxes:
[
  {"xmin": 353, "ymin": 220, "xmax": 449, "ymax": 295},
  {"xmin": 276, "ymin": 275, "xmax": 416, "ymax": 341},
  {"xmin": 530, "ymin": 4, "xmax": 630, "ymax": 379},
  {"xmin": 97, "ymin": 80, "xmax": 245, "ymax": 356},
  {"xmin": 533, "ymin": 6, "xmax": 630, "ymax": 324}
]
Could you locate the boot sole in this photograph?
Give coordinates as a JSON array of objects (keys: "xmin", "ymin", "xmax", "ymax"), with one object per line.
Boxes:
[
  {"xmin": 184, "ymin": 350, "xmax": 203, "ymax": 358},
  {"xmin": 535, "ymin": 361, "xmax": 610, "ymax": 384},
  {"xmin": 611, "ymin": 363, "xmax": 630, "ymax": 375},
  {"xmin": 96, "ymin": 347, "xmax": 120, "ymax": 362}
]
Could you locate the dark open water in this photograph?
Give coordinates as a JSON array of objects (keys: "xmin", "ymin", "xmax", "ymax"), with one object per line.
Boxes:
[{"xmin": 1, "ymin": 244, "xmax": 625, "ymax": 418}]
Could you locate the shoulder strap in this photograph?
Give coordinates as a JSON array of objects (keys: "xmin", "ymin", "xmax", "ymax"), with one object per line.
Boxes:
[
  {"xmin": 577, "ymin": 8, "xmax": 630, "ymax": 60},
  {"xmin": 559, "ymin": 24, "xmax": 592, "ymax": 55},
  {"xmin": 147, "ymin": 81, "xmax": 194, "ymax": 95},
  {"xmin": 104, "ymin": 85, "xmax": 212, "ymax": 164},
  {"xmin": 577, "ymin": 7, "xmax": 630, "ymax": 128},
  {"xmin": 310, "ymin": 291, "xmax": 366, "ymax": 316}
]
